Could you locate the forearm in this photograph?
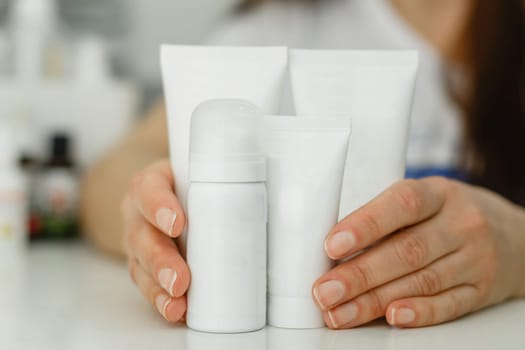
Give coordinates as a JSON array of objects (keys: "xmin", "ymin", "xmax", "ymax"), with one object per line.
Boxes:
[
  {"xmin": 80, "ymin": 102, "xmax": 169, "ymax": 257},
  {"xmin": 80, "ymin": 144, "xmax": 166, "ymax": 257}
]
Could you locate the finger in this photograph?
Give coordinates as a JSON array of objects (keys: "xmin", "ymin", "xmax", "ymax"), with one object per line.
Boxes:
[
  {"xmin": 324, "ymin": 250, "xmax": 481, "ymax": 329},
  {"xmin": 128, "ymin": 258, "xmax": 187, "ymax": 322},
  {"xmin": 386, "ymin": 285, "xmax": 480, "ymax": 328},
  {"xmin": 121, "ymin": 193, "xmax": 143, "ymax": 255},
  {"xmin": 130, "ymin": 160, "xmax": 186, "ymax": 238},
  {"xmin": 314, "ymin": 218, "xmax": 462, "ymax": 310},
  {"xmin": 325, "ymin": 177, "xmax": 450, "ymax": 260},
  {"xmin": 128, "ymin": 220, "xmax": 191, "ymax": 298}
]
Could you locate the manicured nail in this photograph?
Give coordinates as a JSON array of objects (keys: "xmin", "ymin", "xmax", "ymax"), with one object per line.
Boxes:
[
  {"xmin": 391, "ymin": 308, "xmax": 416, "ymax": 325},
  {"xmin": 158, "ymin": 268, "xmax": 177, "ymax": 296},
  {"xmin": 325, "ymin": 231, "xmax": 356, "ymax": 259},
  {"xmin": 328, "ymin": 302, "xmax": 358, "ymax": 328},
  {"xmin": 156, "ymin": 208, "xmax": 177, "ymax": 236},
  {"xmin": 314, "ymin": 280, "xmax": 346, "ymax": 310},
  {"xmin": 155, "ymin": 294, "xmax": 171, "ymax": 320}
]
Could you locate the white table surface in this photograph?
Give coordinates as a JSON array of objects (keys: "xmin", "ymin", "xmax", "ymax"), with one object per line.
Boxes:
[{"xmin": 1, "ymin": 242, "xmax": 524, "ymax": 350}]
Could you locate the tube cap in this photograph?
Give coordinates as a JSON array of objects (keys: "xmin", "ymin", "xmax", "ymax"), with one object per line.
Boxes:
[
  {"xmin": 189, "ymin": 99, "xmax": 265, "ymax": 183},
  {"xmin": 268, "ymin": 295, "xmax": 325, "ymax": 329}
]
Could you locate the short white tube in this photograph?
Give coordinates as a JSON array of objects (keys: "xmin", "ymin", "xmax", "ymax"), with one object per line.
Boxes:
[
  {"xmin": 290, "ymin": 50, "xmax": 419, "ymax": 219},
  {"xmin": 264, "ymin": 116, "xmax": 351, "ymax": 329},
  {"xmin": 160, "ymin": 45, "xmax": 288, "ymax": 211}
]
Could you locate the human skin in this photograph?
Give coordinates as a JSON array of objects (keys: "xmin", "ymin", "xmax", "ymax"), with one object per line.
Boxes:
[
  {"xmin": 83, "ymin": 0, "xmax": 525, "ymax": 326},
  {"xmin": 82, "ymin": 0, "xmax": 473, "ymax": 259},
  {"xmin": 315, "ymin": 177, "xmax": 525, "ymax": 328},
  {"xmin": 121, "ymin": 161, "xmax": 525, "ymax": 325},
  {"xmin": 120, "ymin": 160, "xmax": 189, "ymax": 321}
]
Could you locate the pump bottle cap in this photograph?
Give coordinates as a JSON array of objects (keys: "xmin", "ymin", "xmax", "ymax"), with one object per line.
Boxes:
[{"xmin": 189, "ymin": 99, "xmax": 266, "ymax": 183}]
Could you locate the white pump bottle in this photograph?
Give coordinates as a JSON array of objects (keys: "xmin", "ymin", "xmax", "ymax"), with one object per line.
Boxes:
[{"xmin": 186, "ymin": 100, "xmax": 267, "ymax": 333}]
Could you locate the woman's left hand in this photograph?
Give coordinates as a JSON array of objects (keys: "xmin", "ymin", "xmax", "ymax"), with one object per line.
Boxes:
[{"xmin": 313, "ymin": 177, "xmax": 525, "ymax": 329}]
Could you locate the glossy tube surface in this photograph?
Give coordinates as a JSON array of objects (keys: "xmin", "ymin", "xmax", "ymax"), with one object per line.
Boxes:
[
  {"xmin": 264, "ymin": 116, "xmax": 351, "ymax": 328},
  {"xmin": 290, "ymin": 50, "xmax": 418, "ymax": 218},
  {"xmin": 161, "ymin": 45, "xmax": 287, "ymax": 210}
]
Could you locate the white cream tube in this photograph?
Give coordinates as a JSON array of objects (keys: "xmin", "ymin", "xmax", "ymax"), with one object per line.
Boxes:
[
  {"xmin": 290, "ymin": 50, "xmax": 419, "ymax": 219},
  {"xmin": 160, "ymin": 45, "xmax": 288, "ymax": 210},
  {"xmin": 264, "ymin": 116, "xmax": 351, "ymax": 329}
]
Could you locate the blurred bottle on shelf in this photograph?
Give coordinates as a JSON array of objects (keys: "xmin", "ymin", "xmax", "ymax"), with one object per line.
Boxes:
[
  {"xmin": 2, "ymin": 0, "xmax": 139, "ymax": 242},
  {"xmin": 74, "ymin": 35, "xmax": 111, "ymax": 84},
  {"xmin": 33, "ymin": 133, "xmax": 79, "ymax": 240},
  {"xmin": 0, "ymin": 122, "xmax": 28, "ymax": 262},
  {"xmin": 9, "ymin": 0, "xmax": 68, "ymax": 81}
]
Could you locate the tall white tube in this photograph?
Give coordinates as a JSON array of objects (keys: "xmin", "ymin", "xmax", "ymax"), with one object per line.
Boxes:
[
  {"xmin": 264, "ymin": 116, "xmax": 351, "ymax": 329},
  {"xmin": 290, "ymin": 50, "xmax": 419, "ymax": 219},
  {"xmin": 160, "ymin": 45, "xmax": 288, "ymax": 212}
]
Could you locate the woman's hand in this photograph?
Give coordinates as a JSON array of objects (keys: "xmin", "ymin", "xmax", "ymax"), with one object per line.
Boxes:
[
  {"xmin": 313, "ymin": 177, "xmax": 525, "ymax": 329},
  {"xmin": 121, "ymin": 159, "xmax": 189, "ymax": 322}
]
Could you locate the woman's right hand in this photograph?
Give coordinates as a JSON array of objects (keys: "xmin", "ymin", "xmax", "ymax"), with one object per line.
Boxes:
[{"xmin": 121, "ymin": 159, "xmax": 190, "ymax": 322}]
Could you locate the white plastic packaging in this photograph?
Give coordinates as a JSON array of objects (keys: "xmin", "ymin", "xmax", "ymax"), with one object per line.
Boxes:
[
  {"xmin": 264, "ymin": 116, "xmax": 351, "ymax": 329},
  {"xmin": 186, "ymin": 100, "xmax": 267, "ymax": 333},
  {"xmin": 0, "ymin": 124, "xmax": 27, "ymax": 264},
  {"xmin": 290, "ymin": 50, "xmax": 419, "ymax": 219},
  {"xmin": 160, "ymin": 45, "xmax": 287, "ymax": 211}
]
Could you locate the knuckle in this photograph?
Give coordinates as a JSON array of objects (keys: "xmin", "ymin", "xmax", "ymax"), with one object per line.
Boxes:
[
  {"xmin": 347, "ymin": 262, "xmax": 374, "ymax": 292},
  {"xmin": 130, "ymin": 170, "xmax": 147, "ymax": 193},
  {"xmin": 367, "ymin": 289, "xmax": 387, "ymax": 316},
  {"xmin": 475, "ymin": 282, "xmax": 491, "ymax": 305},
  {"xmin": 415, "ymin": 268, "xmax": 443, "ymax": 296},
  {"xmin": 462, "ymin": 205, "xmax": 491, "ymax": 233},
  {"xmin": 394, "ymin": 233, "xmax": 428, "ymax": 269},
  {"xmin": 394, "ymin": 180, "xmax": 424, "ymax": 217},
  {"xmin": 426, "ymin": 302, "xmax": 437, "ymax": 324},
  {"xmin": 477, "ymin": 257, "xmax": 498, "ymax": 301},
  {"xmin": 448, "ymin": 291, "xmax": 462, "ymax": 320},
  {"xmin": 146, "ymin": 238, "xmax": 170, "ymax": 269},
  {"xmin": 358, "ymin": 210, "xmax": 382, "ymax": 239}
]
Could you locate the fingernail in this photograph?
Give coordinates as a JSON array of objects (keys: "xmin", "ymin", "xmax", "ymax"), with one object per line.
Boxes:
[
  {"xmin": 158, "ymin": 268, "xmax": 177, "ymax": 296},
  {"xmin": 155, "ymin": 294, "xmax": 171, "ymax": 320},
  {"xmin": 391, "ymin": 308, "xmax": 416, "ymax": 325},
  {"xmin": 314, "ymin": 280, "xmax": 346, "ymax": 310},
  {"xmin": 325, "ymin": 231, "xmax": 356, "ymax": 258},
  {"xmin": 328, "ymin": 302, "xmax": 358, "ymax": 328},
  {"xmin": 156, "ymin": 208, "xmax": 177, "ymax": 236}
]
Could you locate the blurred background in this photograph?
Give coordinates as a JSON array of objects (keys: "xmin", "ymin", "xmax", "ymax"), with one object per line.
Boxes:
[{"xmin": 0, "ymin": 0, "xmax": 238, "ymax": 241}]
